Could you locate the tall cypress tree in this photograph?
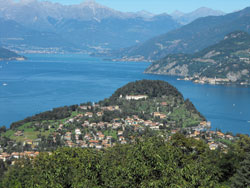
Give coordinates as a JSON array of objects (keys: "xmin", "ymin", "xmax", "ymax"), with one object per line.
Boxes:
[{"xmin": 232, "ymin": 151, "xmax": 250, "ymax": 188}]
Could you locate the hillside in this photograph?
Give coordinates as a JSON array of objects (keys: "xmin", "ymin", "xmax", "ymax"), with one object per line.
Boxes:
[
  {"xmin": 145, "ymin": 31, "xmax": 250, "ymax": 85},
  {"xmin": 110, "ymin": 7, "xmax": 250, "ymax": 61},
  {"xmin": 0, "ymin": 47, "xmax": 26, "ymax": 61}
]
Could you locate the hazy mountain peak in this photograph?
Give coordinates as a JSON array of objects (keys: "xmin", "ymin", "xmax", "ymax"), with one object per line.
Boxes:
[
  {"xmin": 80, "ymin": 0, "xmax": 107, "ymax": 9},
  {"xmin": 136, "ymin": 10, "xmax": 155, "ymax": 18},
  {"xmin": 171, "ymin": 7, "xmax": 224, "ymax": 24},
  {"xmin": 192, "ymin": 7, "xmax": 224, "ymax": 15},
  {"xmin": 19, "ymin": 0, "xmax": 38, "ymax": 5},
  {"xmin": 171, "ymin": 10, "xmax": 184, "ymax": 18}
]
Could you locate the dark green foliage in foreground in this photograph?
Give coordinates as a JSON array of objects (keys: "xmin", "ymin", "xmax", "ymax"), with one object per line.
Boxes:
[
  {"xmin": 2, "ymin": 134, "xmax": 250, "ymax": 187},
  {"xmin": 1, "ymin": 135, "xmax": 220, "ymax": 188},
  {"xmin": 231, "ymin": 151, "xmax": 250, "ymax": 188}
]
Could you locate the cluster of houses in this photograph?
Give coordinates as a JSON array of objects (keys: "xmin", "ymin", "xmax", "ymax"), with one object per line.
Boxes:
[
  {"xmin": 180, "ymin": 121, "xmax": 235, "ymax": 151},
  {"xmin": 0, "ymin": 101, "xmax": 237, "ymax": 162},
  {"xmin": 179, "ymin": 76, "xmax": 231, "ymax": 85},
  {"xmin": 55, "ymin": 114, "xmax": 164, "ymax": 149},
  {"xmin": 0, "ymin": 151, "xmax": 40, "ymax": 162}
]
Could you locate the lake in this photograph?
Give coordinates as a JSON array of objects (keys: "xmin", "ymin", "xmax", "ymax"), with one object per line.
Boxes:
[{"xmin": 0, "ymin": 54, "xmax": 250, "ymax": 134}]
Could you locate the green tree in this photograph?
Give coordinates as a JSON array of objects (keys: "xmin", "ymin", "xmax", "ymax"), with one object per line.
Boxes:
[{"xmin": 231, "ymin": 151, "xmax": 250, "ymax": 188}]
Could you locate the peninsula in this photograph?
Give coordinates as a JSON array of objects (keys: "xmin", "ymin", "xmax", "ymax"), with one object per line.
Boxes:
[{"xmin": 0, "ymin": 47, "xmax": 26, "ymax": 61}]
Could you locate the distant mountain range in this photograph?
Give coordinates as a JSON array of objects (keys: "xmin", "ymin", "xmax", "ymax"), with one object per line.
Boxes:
[
  {"xmin": 0, "ymin": 47, "xmax": 26, "ymax": 61},
  {"xmin": 171, "ymin": 7, "xmax": 224, "ymax": 25},
  {"xmin": 111, "ymin": 7, "xmax": 250, "ymax": 61},
  {"xmin": 0, "ymin": 0, "xmax": 180, "ymax": 52},
  {"xmin": 145, "ymin": 31, "xmax": 250, "ymax": 85},
  {"xmin": 0, "ymin": 0, "xmax": 226, "ymax": 53}
]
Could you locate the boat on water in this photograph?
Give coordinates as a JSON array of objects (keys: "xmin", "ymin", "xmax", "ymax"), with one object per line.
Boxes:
[{"xmin": 2, "ymin": 83, "xmax": 7, "ymax": 86}]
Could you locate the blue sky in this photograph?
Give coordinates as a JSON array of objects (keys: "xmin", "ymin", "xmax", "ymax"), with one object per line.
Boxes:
[{"xmin": 39, "ymin": 0, "xmax": 250, "ymax": 14}]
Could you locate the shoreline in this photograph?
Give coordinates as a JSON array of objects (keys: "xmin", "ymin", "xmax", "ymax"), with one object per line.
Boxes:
[{"xmin": 144, "ymin": 72, "xmax": 250, "ymax": 87}]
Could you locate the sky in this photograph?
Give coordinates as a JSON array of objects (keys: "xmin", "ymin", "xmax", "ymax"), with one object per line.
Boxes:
[{"xmin": 39, "ymin": 0, "xmax": 250, "ymax": 14}]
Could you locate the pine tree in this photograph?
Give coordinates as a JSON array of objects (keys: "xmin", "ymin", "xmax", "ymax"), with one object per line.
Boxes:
[{"xmin": 232, "ymin": 151, "xmax": 250, "ymax": 188}]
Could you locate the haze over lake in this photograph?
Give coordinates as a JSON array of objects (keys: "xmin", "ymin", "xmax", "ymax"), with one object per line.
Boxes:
[{"xmin": 0, "ymin": 54, "xmax": 250, "ymax": 134}]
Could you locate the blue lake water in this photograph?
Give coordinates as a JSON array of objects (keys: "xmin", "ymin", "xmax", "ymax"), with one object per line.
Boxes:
[{"xmin": 0, "ymin": 54, "xmax": 250, "ymax": 134}]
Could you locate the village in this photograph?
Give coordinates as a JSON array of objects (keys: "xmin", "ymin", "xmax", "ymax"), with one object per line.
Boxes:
[
  {"xmin": 178, "ymin": 76, "xmax": 249, "ymax": 85},
  {"xmin": 0, "ymin": 95, "xmax": 236, "ymax": 162}
]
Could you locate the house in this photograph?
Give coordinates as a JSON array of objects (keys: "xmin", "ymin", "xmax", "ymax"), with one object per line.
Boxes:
[
  {"xmin": 113, "ymin": 118, "xmax": 121, "ymax": 123},
  {"xmin": 14, "ymin": 131, "xmax": 23, "ymax": 137},
  {"xmin": 67, "ymin": 118, "xmax": 74, "ymax": 123},
  {"xmin": 125, "ymin": 95, "xmax": 148, "ymax": 100},
  {"xmin": 66, "ymin": 141, "xmax": 74, "ymax": 148},
  {"xmin": 64, "ymin": 132, "xmax": 72, "ymax": 141},
  {"xmin": 81, "ymin": 144, "xmax": 88, "ymax": 148},
  {"xmin": 97, "ymin": 122, "xmax": 105, "ymax": 128},
  {"xmin": 75, "ymin": 129, "xmax": 81, "ymax": 135},
  {"xmin": 225, "ymin": 135, "xmax": 234, "ymax": 140},
  {"xmin": 217, "ymin": 132, "xmax": 225, "ymax": 138},
  {"xmin": 102, "ymin": 140, "xmax": 109, "ymax": 145},
  {"xmin": 24, "ymin": 151, "xmax": 36, "ymax": 158},
  {"xmin": 119, "ymin": 136, "xmax": 125, "ymax": 141},
  {"xmin": 89, "ymin": 143, "xmax": 95, "ymax": 148},
  {"xmin": 85, "ymin": 112, "xmax": 93, "ymax": 118},
  {"xmin": 107, "ymin": 136, "xmax": 113, "ymax": 140},
  {"xmin": 194, "ymin": 131, "xmax": 200, "ymax": 136},
  {"xmin": 121, "ymin": 140, "xmax": 127, "ymax": 144},
  {"xmin": 96, "ymin": 145, "xmax": 103, "ymax": 149},
  {"xmin": 89, "ymin": 140, "xmax": 99, "ymax": 145},
  {"xmin": 84, "ymin": 134, "xmax": 91, "ymax": 140},
  {"xmin": 161, "ymin": 102, "xmax": 168, "ymax": 106},
  {"xmin": 0, "ymin": 153, "xmax": 10, "ymax": 161},
  {"xmin": 11, "ymin": 152, "xmax": 20, "ymax": 159},
  {"xmin": 208, "ymin": 143, "xmax": 218, "ymax": 150},
  {"xmin": 96, "ymin": 131, "xmax": 103, "ymax": 136},
  {"xmin": 150, "ymin": 126, "xmax": 160, "ymax": 130},
  {"xmin": 24, "ymin": 140, "xmax": 33, "ymax": 145},
  {"xmin": 98, "ymin": 134, "xmax": 105, "ymax": 140},
  {"xmin": 80, "ymin": 106, "xmax": 88, "ymax": 110},
  {"xmin": 118, "ymin": 131, "xmax": 123, "ymax": 136},
  {"xmin": 153, "ymin": 112, "xmax": 161, "ymax": 117},
  {"xmin": 144, "ymin": 120, "xmax": 152, "ymax": 126},
  {"xmin": 96, "ymin": 111, "xmax": 103, "ymax": 117},
  {"xmin": 159, "ymin": 114, "xmax": 166, "ymax": 119},
  {"xmin": 171, "ymin": 130, "xmax": 178, "ymax": 134},
  {"xmin": 153, "ymin": 112, "xmax": 166, "ymax": 119},
  {"xmin": 33, "ymin": 138, "xmax": 41, "ymax": 146}
]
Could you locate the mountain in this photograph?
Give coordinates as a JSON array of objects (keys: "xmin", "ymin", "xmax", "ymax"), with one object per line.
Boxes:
[
  {"xmin": 0, "ymin": 47, "xmax": 26, "ymax": 61},
  {"xmin": 111, "ymin": 7, "xmax": 250, "ymax": 61},
  {"xmin": 0, "ymin": 0, "xmax": 180, "ymax": 52},
  {"xmin": 0, "ymin": 18, "xmax": 78, "ymax": 52},
  {"xmin": 52, "ymin": 14, "xmax": 180, "ymax": 50},
  {"xmin": 171, "ymin": 7, "xmax": 224, "ymax": 25},
  {"xmin": 145, "ymin": 31, "xmax": 250, "ymax": 85}
]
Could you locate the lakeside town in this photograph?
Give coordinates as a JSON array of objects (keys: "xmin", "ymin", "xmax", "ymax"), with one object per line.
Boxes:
[
  {"xmin": 177, "ymin": 76, "xmax": 250, "ymax": 86},
  {"xmin": 0, "ymin": 95, "xmax": 236, "ymax": 162}
]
